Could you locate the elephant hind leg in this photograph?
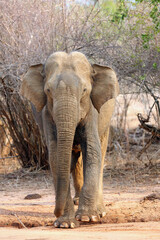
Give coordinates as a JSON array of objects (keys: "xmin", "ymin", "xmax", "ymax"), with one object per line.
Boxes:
[{"xmin": 72, "ymin": 152, "xmax": 83, "ymax": 205}]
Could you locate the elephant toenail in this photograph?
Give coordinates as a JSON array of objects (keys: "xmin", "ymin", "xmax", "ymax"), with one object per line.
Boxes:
[
  {"xmin": 76, "ymin": 215, "xmax": 81, "ymax": 221},
  {"xmin": 91, "ymin": 215, "xmax": 99, "ymax": 222},
  {"xmin": 81, "ymin": 216, "xmax": 90, "ymax": 222},
  {"xmin": 74, "ymin": 198, "xmax": 79, "ymax": 205},
  {"xmin": 102, "ymin": 212, "xmax": 106, "ymax": 217},
  {"xmin": 60, "ymin": 222, "xmax": 68, "ymax": 228},
  {"xmin": 54, "ymin": 221, "xmax": 59, "ymax": 228},
  {"xmin": 70, "ymin": 222, "xmax": 75, "ymax": 228}
]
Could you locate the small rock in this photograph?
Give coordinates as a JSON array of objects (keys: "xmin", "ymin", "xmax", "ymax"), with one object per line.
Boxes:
[
  {"xmin": 142, "ymin": 193, "xmax": 160, "ymax": 202},
  {"xmin": 24, "ymin": 193, "xmax": 42, "ymax": 200}
]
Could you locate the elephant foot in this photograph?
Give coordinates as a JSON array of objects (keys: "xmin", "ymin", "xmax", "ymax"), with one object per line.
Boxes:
[
  {"xmin": 73, "ymin": 196, "xmax": 79, "ymax": 205},
  {"xmin": 75, "ymin": 208, "xmax": 100, "ymax": 223},
  {"xmin": 54, "ymin": 216, "xmax": 79, "ymax": 229},
  {"xmin": 97, "ymin": 204, "xmax": 106, "ymax": 218},
  {"xmin": 76, "ymin": 204, "xmax": 106, "ymax": 222}
]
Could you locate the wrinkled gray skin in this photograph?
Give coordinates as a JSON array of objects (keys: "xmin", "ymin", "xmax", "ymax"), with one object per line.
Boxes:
[{"xmin": 20, "ymin": 52, "xmax": 119, "ymax": 228}]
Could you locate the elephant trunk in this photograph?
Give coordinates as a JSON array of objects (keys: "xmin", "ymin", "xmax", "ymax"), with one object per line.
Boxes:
[{"xmin": 54, "ymin": 97, "xmax": 77, "ymax": 217}]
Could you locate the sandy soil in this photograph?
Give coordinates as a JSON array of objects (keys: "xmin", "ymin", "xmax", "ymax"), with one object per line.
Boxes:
[
  {"xmin": 0, "ymin": 169, "xmax": 160, "ymax": 240},
  {"xmin": 0, "ymin": 222, "xmax": 160, "ymax": 240}
]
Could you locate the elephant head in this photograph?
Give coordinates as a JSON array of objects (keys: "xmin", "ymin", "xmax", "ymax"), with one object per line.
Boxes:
[{"xmin": 20, "ymin": 52, "xmax": 119, "ymax": 217}]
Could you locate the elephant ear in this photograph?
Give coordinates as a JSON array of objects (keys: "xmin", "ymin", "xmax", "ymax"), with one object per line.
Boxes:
[
  {"xmin": 91, "ymin": 64, "xmax": 119, "ymax": 112},
  {"xmin": 20, "ymin": 64, "xmax": 46, "ymax": 112}
]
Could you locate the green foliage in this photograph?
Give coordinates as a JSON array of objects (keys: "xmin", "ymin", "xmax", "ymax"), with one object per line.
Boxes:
[
  {"xmin": 136, "ymin": 0, "xmax": 160, "ymax": 32},
  {"xmin": 111, "ymin": 0, "xmax": 160, "ymax": 51},
  {"xmin": 153, "ymin": 62, "xmax": 157, "ymax": 69},
  {"xmin": 100, "ymin": 0, "xmax": 117, "ymax": 13},
  {"xmin": 150, "ymin": 4, "xmax": 160, "ymax": 31},
  {"xmin": 111, "ymin": 0, "xmax": 129, "ymax": 23},
  {"xmin": 141, "ymin": 33, "xmax": 153, "ymax": 49},
  {"xmin": 139, "ymin": 74, "xmax": 147, "ymax": 81}
]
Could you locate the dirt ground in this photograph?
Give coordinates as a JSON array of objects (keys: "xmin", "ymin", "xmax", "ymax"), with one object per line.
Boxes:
[{"xmin": 0, "ymin": 166, "xmax": 160, "ymax": 240}]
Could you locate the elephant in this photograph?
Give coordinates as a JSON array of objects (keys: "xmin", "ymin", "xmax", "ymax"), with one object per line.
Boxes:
[{"xmin": 20, "ymin": 51, "xmax": 119, "ymax": 228}]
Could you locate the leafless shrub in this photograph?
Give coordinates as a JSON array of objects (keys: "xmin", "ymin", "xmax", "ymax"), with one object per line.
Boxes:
[
  {"xmin": 0, "ymin": 74, "xmax": 48, "ymax": 168},
  {"xmin": 0, "ymin": 0, "xmax": 159, "ymax": 169}
]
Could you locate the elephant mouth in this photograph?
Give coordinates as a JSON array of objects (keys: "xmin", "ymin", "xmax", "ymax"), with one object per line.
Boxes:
[{"xmin": 72, "ymin": 144, "xmax": 81, "ymax": 153}]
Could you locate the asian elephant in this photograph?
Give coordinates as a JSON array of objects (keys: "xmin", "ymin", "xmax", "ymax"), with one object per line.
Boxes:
[{"xmin": 20, "ymin": 52, "xmax": 119, "ymax": 228}]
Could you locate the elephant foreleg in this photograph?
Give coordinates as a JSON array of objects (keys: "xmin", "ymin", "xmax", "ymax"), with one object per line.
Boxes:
[
  {"xmin": 48, "ymin": 140, "xmax": 78, "ymax": 228},
  {"xmin": 43, "ymin": 108, "xmax": 78, "ymax": 228},
  {"xmin": 54, "ymin": 184, "xmax": 79, "ymax": 228},
  {"xmin": 97, "ymin": 127, "xmax": 110, "ymax": 217},
  {"xmin": 76, "ymin": 109, "xmax": 102, "ymax": 222}
]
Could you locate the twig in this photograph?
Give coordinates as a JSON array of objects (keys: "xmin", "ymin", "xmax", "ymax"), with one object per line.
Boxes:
[
  {"xmin": 136, "ymin": 135, "xmax": 155, "ymax": 159},
  {"xmin": 144, "ymin": 82, "xmax": 160, "ymax": 116},
  {"xmin": 137, "ymin": 113, "xmax": 160, "ymax": 138},
  {"xmin": 0, "ymin": 155, "xmax": 19, "ymax": 160},
  {"xmin": 11, "ymin": 213, "xmax": 27, "ymax": 229},
  {"xmin": 137, "ymin": 113, "xmax": 160, "ymax": 158}
]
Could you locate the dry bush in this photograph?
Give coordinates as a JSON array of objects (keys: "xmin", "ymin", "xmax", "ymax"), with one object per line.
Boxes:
[
  {"xmin": 0, "ymin": 0, "xmax": 159, "ymax": 169},
  {"xmin": 0, "ymin": 120, "xmax": 12, "ymax": 157},
  {"xmin": 0, "ymin": 74, "xmax": 48, "ymax": 168}
]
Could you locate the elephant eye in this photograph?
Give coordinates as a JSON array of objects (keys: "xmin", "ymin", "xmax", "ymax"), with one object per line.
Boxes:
[
  {"xmin": 47, "ymin": 89, "xmax": 50, "ymax": 93},
  {"xmin": 83, "ymin": 88, "xmax": 87, "ymax": 93}
]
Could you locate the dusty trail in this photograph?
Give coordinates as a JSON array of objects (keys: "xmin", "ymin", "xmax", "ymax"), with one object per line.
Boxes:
[
  {"xmin": 0, "ymin": 222, "xmax": 160, "ymax": 240},
  {"xmin": 0, "ymin": 170, "xmax": 160, "ymax": 239}
]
